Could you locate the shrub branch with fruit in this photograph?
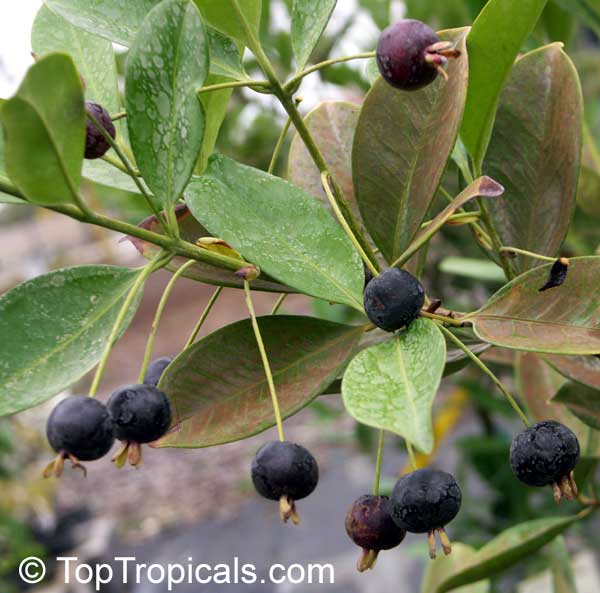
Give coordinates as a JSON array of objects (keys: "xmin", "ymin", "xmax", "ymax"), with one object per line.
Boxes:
[{"xmin": 0, "ymin": 0, "xmax": 599, "ymax": 590}]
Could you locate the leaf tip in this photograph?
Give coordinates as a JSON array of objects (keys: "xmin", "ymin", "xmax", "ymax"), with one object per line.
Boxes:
[{"xmin": 479, "ymin": 176, "xmax": 504, "ymax": 197}]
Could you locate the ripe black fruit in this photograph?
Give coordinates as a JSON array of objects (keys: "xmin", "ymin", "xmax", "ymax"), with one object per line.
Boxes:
[
  {"xmin": 364, "ymin": 268, "xmax": 425, "ymax": 331},
  {"xmin": 510, "ymin": 420, "xmax": 580, "ymax": 503},
  {"xmin": 251, "ymin": 441, "xmax": 319, "ymax": 524},
  {"xmin": 143, "ymin": 356, "xmax": 173, "ymax": 387},
  {"xmin": 390, "ymin": 468, "xmax": 461, "ymax": 559},
  {"xmin": 345, "ymin": 495, "xmax": 406, "ymax": 572},
  {"xmin": 45, "ymin": 396, "xmax": 114, "ymax": 477},
  {"xmin": 376, "ymin": 20, "xmax": 459, "ymax": 91},
  {"xmin": 107, "ymin": 384, "xmax": 172, "ymax": 467},
  {"xmin": 85, "ymin": 102, "xmax": 116, "ymax": 159}
]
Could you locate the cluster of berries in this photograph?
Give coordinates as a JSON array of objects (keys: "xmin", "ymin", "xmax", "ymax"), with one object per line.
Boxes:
[{"xmin": 44, "ymin": 357, "xmax": 173, "ymax": 477}]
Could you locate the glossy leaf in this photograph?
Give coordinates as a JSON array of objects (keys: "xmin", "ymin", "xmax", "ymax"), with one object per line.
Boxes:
[
  {"xmin": 193, "ymin": 0, "xmax": 261, "ymax": 45},
  {"xmin": 287, "ymin": 100, "xmax": 360, "ymax": 220},
  {"xmin": 483, "ymin": 44, "xmax": 582, "ymax": 273},
  {"xmin": 0, "ymin": 266, "xmax": 142, "ymax": 416},
  {"xmin": 468, "ymin": 257, "xmax": 600, "ymax": 355},
  {"xmin": 206, "ymin": 28, "xmax": 246, "ymax": 80},
  {"xmin": 352, "ymin": 28, "xmax": 469, "ymax": 263},
  {"xmin": 421, "ymin": 544, "xmax": 490, "ymax": 593},
  {"xmin": 126, "ymin": 0, "xmax": 208, "ymax": 206},
  {"xmin": 342, "ymin": 318, "xmax": 446, "ymax": 453},
  {"xmin": 0, "ymin": 54, "xmax": 85, "ymax": 206},
  {"xmin": 461, "ymin": 0, "xmax": 547, "ymax": 169},
  {"xmin": 44, "ymin": 0, "xmax": 240, "ymax": 77},
  {"xmin": 515, "ymin": 352, "xmax": 600, "ymax": 457},
  {"xmin": 553, "ymin": 382, "xmax": 600, "ymax": 430},
  {"xmin": 127, "ymin": 205, "xmax": 294, "ymax": 292},
  {"xmin": 0, "ymin": 133, "xmax": 23, "ymax": 204},
  {"xmin": 155, "ymin": 316, "xmax": 362, "ymax": 447},
  {"xmin": 434, "ymin": 515, "xmax": 583, "ymax": 593},
  {"xmin": 291, "ymin": 0, "xmax": 337, "ymax": 70},
  {"xmin": 32, "ymin": 6, "xmax": 121, "ymax": 125},
  {"xmin": 185, "ymin": 155, "xmax": 365, "ymax": 309}
]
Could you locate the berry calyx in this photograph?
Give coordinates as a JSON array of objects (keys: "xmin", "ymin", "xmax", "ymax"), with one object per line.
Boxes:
[
  {"xmin": 345, "ymin": 495, "xmax": 406, "ymax": 572},
  {"xmin": 376, "ymin": 19, "xmax": 460, "ymax": 91},
  {"xmin": 251, "ymin": 441, "xmax": 319, "ymax": 525},
  {"xmin": 85, "ymin": 102, "xmax": 116, "ymax": 159},
  {"xmin": 363, "ymin": 268, "xmax": 425, "ymax": 331},
  {"xmin": 143, "ymin": 356, "xmax": 173, "ymax": 387},
  {"xmin": 44, "ymin": 396, "xmax": 115, "ymax": 478},
  {"xmin": 510, "ymin": 420, "xmax": 580, "ymax": 503},
  {"xmin": 390, "ymin": 468, "xmax": 462, "ymax": 559},
  {"xmin": 106, "ymin": 384, "xmax": 172, "ymax": 468}
]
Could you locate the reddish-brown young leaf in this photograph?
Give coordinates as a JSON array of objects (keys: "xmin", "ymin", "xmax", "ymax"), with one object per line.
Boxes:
[{"xmin": 154, "ymin": 316, "xmax": 364, "ymax": 448}]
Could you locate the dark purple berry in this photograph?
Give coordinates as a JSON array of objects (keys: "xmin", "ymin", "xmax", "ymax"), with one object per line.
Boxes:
[
  {"xmin": 390, "ymin": 468, "xmax": 461, "ymax": 559},
  {"xmin": 85, "ymin": 102, "xmax": 116, "ymax": 159},
  {"xmin": 346, "ymin": 495, "xmax": 406, "ymax": 571},
  {"xmin": 143, "ymin": 356, "xmax": 173, "ymax": 387},
  {"xmin": 376, "ymin": 20, "xmax": 457, "ymax": 91},
  {"xmin": 107, "ymin": 384, "xmax": 172, "ymax": 444},
  {"xmin": 251, "ymin": 441, "xmax": 318, "ymax": 524},
  {"xmin": 510, "ymin": 420, "xmax": 580, "ymax": 502},
  {"xmin": 364, "ymin": 268, "xmax": 425, "ymax": 331},
  {"xmin": 46, "ymin": 396, "xmax": 114, "ymax": 461}
]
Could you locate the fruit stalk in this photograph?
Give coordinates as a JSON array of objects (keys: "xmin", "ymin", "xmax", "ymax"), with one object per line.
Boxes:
[
  {"xmin": 184, "ymin": 286, "xmax": 223, "ymax": 348},
  {"xmin": 138, "ymin": 259, "xmax": 196, "ymax": 383}
]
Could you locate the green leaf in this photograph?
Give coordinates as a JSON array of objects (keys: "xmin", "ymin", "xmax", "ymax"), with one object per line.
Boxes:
[
  {"xmin": 342, "ymin": 318, "xmax": 446, "ymax": 453},
  {"xmin": 552, "ymin": 0, "xmax": 600, "ymax": 37},
  {"xmin": 126, "ymin": 0, "xmax": 208, "ymax": 206},
  {"xmin": 0, "ymin": 265, "xmax": 142, "ymax": 416},
  {"xmin": 0, "ymin": 131, "xmax": 23, "ymax": 204},
  {"xmin": 206, "ymin": 28, "xmax": 246, "ymax": 80},
  {"xmin": 352, "ymin": 28, "xmax": 469, "ymax": 263},
  {"xmin": 483, "ymin": 44, "xmax": 582, "ymax": 273},
  {"xmin": 550, "ymin": 537, "xmax": 578, "ymax": 593},
  {"xmin": 553, "ymin": 382, "xmax": 600, "ymax": 430},
  {"xmin": 516, "ymin": 352, "xmax": 600, "ymax": 457},
  {"xmin": 0, "ymin": 54, "xmax": 85, "ymax": 206},
  {"xmin": 155, "ymin": 316, "xmax": 362, "ymax": 447},
  {"xmin": 467, "ymin": 257, "xmax": 600, "ymax": 355},
  {"xmin": 44, "ymin": 0, "xmax": 240, "ymax": 77},
  {"xmin": 461, "ymin": 0, "xmax": 547, "ymax": 169},
  {"xmin": 185, "ymin": 154, "xmax": 365, "ymax": 309},
  {"xmin": 421, "ymin": 544, "xmax": 490, "ymax": 593},
  {"xmin": 193, "ymin": 0, "xmax": 261, "ymax": 46},
  {"xmin": 287, "ymin": 100, "xmax": 361, "ymax": 222},
  {"xmin": 45, "ymin": 0, "xmax": 161, "ymax": 47},
  {"xmin": 291, "ymin": 0, "xmax": 337, "ymax": 71},
  {"xmin": 127, "ymin": 205, "xmax": 295, "ymax": 292},
  {"xmin": 431, "ymin": 515, "xmax": 585, "ymax": 593},
  {"xmin": 32, "ymin": 5, "xmax": 122, "ymax": 127},
  {"xmin": 577, "ymin": 166, "xmax": 600, "ymax": 220}
]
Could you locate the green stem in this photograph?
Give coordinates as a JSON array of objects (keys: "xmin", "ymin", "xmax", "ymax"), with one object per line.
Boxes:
[
  {"xmin": 197, "ymin": 79, "xmax": 269, "ymax": 95},
  {"xmin": 268, "ymin": 99, "xmax": 301, "ymax": 174},
  {"xmin": 271, "ymin": 293, "xmax": 288, "ymax": 315},
  {"xmin": 86, "ymin": 110, "xmax": 167, "ymax": 230},
  {"xmin": 499, "ymin": 246, "xmax": 557, "ymax": 263},
  {"xmin": 284, "ymin": 51, "xmax": 376, "ymax": 92},
  {"xmin": 436, "ymin": 323, "xmax": 530, "ymax": 427},
  {"xmin": 406, "ymin": 441, "xmax": 418, "ymax": 471},
  {"xmin": 111, "ymin": 111, "xmax": 127, "ymax": 121},
  {"xmin": 89, "ymin": 251, "xmax": 171, "ymax": 397},
  {"xmin": 184, "ymin": 286, "xmax": 223, "ymax": 348},
  {"xmin": 420, "ymin": 211, "xmax": 481, "ymax": 228},
  {"xmin": 244, "ymin": 280, "xmax": 285, "ymax": 441},
  {"xmin": 321, "ymin": 172, "xmax": 379, "ymax": 276},
  {"xmin": 101, "ymin": 153, "xmax": 140, "ymax": 176},
  {"xmin": 229, "ymin": 0, "xmax": 379, "ymax": 274},
  {"xmin": 137, "ymin": 259, "xmax": 196, "ymax": 383},
  {"xmin": 373, "ymin": 429, "xmax": 385, "ymax": 495}
]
